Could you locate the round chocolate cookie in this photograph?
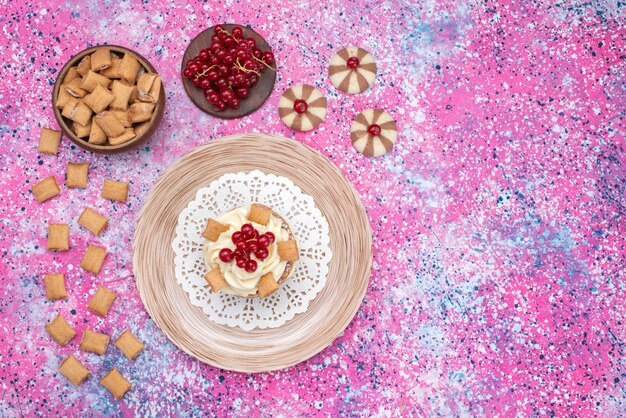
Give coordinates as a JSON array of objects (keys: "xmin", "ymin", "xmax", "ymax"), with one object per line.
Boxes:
[
  {"xmin": 278, "ymin": 84, "xmax": 327, "ymax": 131},
  {"xmin": 350, "ymin": 109, "xmax": 397, "ymax": 157},
  {"xmin": 329, "ymin": 47, "xmax": 377, "ymax": 94}
]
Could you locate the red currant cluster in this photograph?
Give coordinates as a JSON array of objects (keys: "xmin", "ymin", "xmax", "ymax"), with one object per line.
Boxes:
[
  {"xmin": 218, "ymin": 223, "xmax": 276, "ymax": 273},
  {"xmin": 183, "ymin": 25, "xmax": 275, "ymax": 111}
]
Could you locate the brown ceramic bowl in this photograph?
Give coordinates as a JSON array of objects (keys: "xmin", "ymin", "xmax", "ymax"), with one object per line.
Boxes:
[
  {"xmin": 52, "ymin": 45, "xmax": 165, "ymax": 154},
  {"xmin": 181, "ymin": 24, "xmax": 276, "ymax": 119}
]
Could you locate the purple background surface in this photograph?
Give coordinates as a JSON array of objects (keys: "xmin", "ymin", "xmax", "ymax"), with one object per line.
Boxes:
[{"xmin": 1, "ymin": 0, "xmax": 625, "ymax": 416}]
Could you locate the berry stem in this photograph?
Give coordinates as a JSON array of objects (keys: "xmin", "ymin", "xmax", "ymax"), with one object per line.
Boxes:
[
  {"xmin": 235, "ymin": 58, "xmax": 261, "ymax": 77},
  {"xmin": 251, "ymin": 55, "xmax": 275, "ymax": 72},
  {"xmin": 194, "ymin": 65, "xmax": 219, "ymax": 80},
  {"xmin": 216, "ymin": 26, "xmax": 240, "ymax": 44}
]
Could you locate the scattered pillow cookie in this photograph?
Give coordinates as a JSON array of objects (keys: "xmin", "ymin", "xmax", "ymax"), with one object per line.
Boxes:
[
  {"xmin": 47, "ymin": 223, "xmax": 70, "ymax": 251},
  {"xmin": 44, "ymin": 273, "xmax": 67, "ymax": 300},
  {"xmin": 78, "ymin": 207, "xmax": 108, "ymax": 236},
  {"xmin": 329, "ymin": 47, "xmax": 377, "ymax": 94},
  {"xmin": 100, "ymin": 368, "xmax": 131, "ymax": 400},
  {"xmin": 38, "ymin": 128, "xmax": 62, "ymax": 155},
  {"xmin": 45, "ymin": 314, "xmax": 76, "ymax": 346},
  {"xmin": 87, "ymin": 285, "xmax": 117, "ymax": 317},
  {"xmin": 80, "ymin": 243, "xmax": 107, "ymax": 274},
  {"xmin": 79, "ymin": 329, "xmax": 110, "ymax": 355},
  {"xmin": 278, "ymin": 84, "xmax": 327, "ymax": 131},
  {"xmin": 350, "ymin": 109, "xmax": 397, "ymax": 157},
  {"xmin": 101, "ymin": 179, "xmax": 128, "ymax": 203},
  {"xmin": 66, "ymin": 162, "xmax": 89, "ymax": 188},
  {"xmin": 58, "ymin": 355, "xmax": 90, "ymax": 386},
  {"xmin": 114, "ymin": 330, "xmax": 144, "ymax": 360},
  {"xmin": 32, "ymin": 176, "xmax": 61, "ymax": 203}
]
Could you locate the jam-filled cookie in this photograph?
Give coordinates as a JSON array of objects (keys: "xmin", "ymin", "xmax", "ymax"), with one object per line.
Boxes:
[
  {"xmin": 278, "ymin": 84, "xmax": 327, "ymax": 131},
  {"xmin": 351, "ymin": 109, "xmax": 397, "ymax": 157},
  {"xmin": 329, "ymin": 47, "xmax": 377, "ymax": 94}
]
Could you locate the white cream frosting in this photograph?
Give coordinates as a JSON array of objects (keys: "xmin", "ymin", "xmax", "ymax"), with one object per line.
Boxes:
[{"xmin": 203, "ymin": 205, "xmax": 290, "ymax": 296}]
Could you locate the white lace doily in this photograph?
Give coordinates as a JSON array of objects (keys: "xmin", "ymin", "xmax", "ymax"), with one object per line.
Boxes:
[{"xmin": 172, "ymin": 170, "xmax": 332, "ymax": 330}]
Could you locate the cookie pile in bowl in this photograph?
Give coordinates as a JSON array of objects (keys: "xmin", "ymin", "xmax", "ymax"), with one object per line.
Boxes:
[{"xmin": 52, "ymin": 45, "xmax": 165, "ymax": 154}]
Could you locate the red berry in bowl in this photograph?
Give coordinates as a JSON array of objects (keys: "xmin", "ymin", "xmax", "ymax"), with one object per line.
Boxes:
[
  {"xmin": 223, "ymin": 54, "xmax": 235, "ymax": 66},
  {"xmin": 262, "ymin": 51, "xmax": 274, "ymax": 64},
  {"xmin": 208, "ymin": 68, "xmax": 219, "ymax": 81},
  {"xmin": 232, "ymin": 27, "xmax": 243, "ymax": 39},
  {"xmin": 208, "ymin": 92, "xmax": 221, "ymax": 105},
  {"xmin": 235, "ymin": 87, "xmax": 249, "ymax": 99},
  {"xmin": 233, "ymin": 73, "xmax": 246, "ymax": 86},
  {"xmin": 214, "ymin": 49, "xmax": 227, "ymax": 61},
  {"xmin": 191, "ymin": 78, "xmax": 201, "ymax": 87},
  {"xmin": 219, "ymin": 248, "xmax": 234, "ymax": 263},
  {"xmin": 204, "ymin": 88, "xmax": 216, "ymax": 99},
  {"xmin": 245, "ymin": 259, "xmax": 257, "ymax": 273},
  {"xmin": 199, "ymin": 78, "xmax": 211, "ymax": 89},
  {"xmin": 214, "ymin": 24, "xmax": 225, "ymax": 33},
  {"xmin": 255, "ymin": 247, "xmax": 269, "ymax": 260},
  {"xmin": 210, "ymin": 41, "xmax": 222, "ymax": 53},
  {"xmin": 183, "ymin": 68, "xmax": 193, "ymax": 79},
  {"xmin": 221, "ymin": 89, "xmax": 234, "ymax": 103},
  {"xmin": 199, "ymin": 49, "xmax": 211, "ymax": 61},
  {"xmin": 245, "ymin": 38, "xmax": 256, "ymax": 49},
  {"xmin": 217, "ymin": 64, "xmax": 229, "ymax": 76},
  {"xmin": 265, "ymin": 231, "xmax": 275, "ymax": 244},
  {"xmin": 229, "ymin": 97, "xmax": 240, "ymax": 109},
  {"xmin": 235, "ymin": 48, "xmax": 249, "ymax": 61},
  {"xmin": 215, "ymin": 77, "xmax": 228, "ymax": 90},
  {"xmin": 214, "ymin": 100, "xmax": 227, "ymax": 111},
  {"xmin": 223, "ymin": 36, "xmax": 236, "ymax": 47}
]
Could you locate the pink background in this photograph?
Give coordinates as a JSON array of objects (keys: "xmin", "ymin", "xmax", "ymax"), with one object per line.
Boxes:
[{"xmin": 1, "ymin": 0, "xmax": 625, "ymax": 416}]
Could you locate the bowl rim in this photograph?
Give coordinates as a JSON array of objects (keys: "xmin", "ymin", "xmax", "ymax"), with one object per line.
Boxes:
[{"xmin": 52, "ymin": 44, "xmax": 165, "ymax": 154}]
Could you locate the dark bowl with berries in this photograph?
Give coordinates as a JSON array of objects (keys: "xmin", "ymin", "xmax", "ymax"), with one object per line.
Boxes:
[{"xmin": 182, "ymin": 24, "xmax": 276, "ymax": 119}]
